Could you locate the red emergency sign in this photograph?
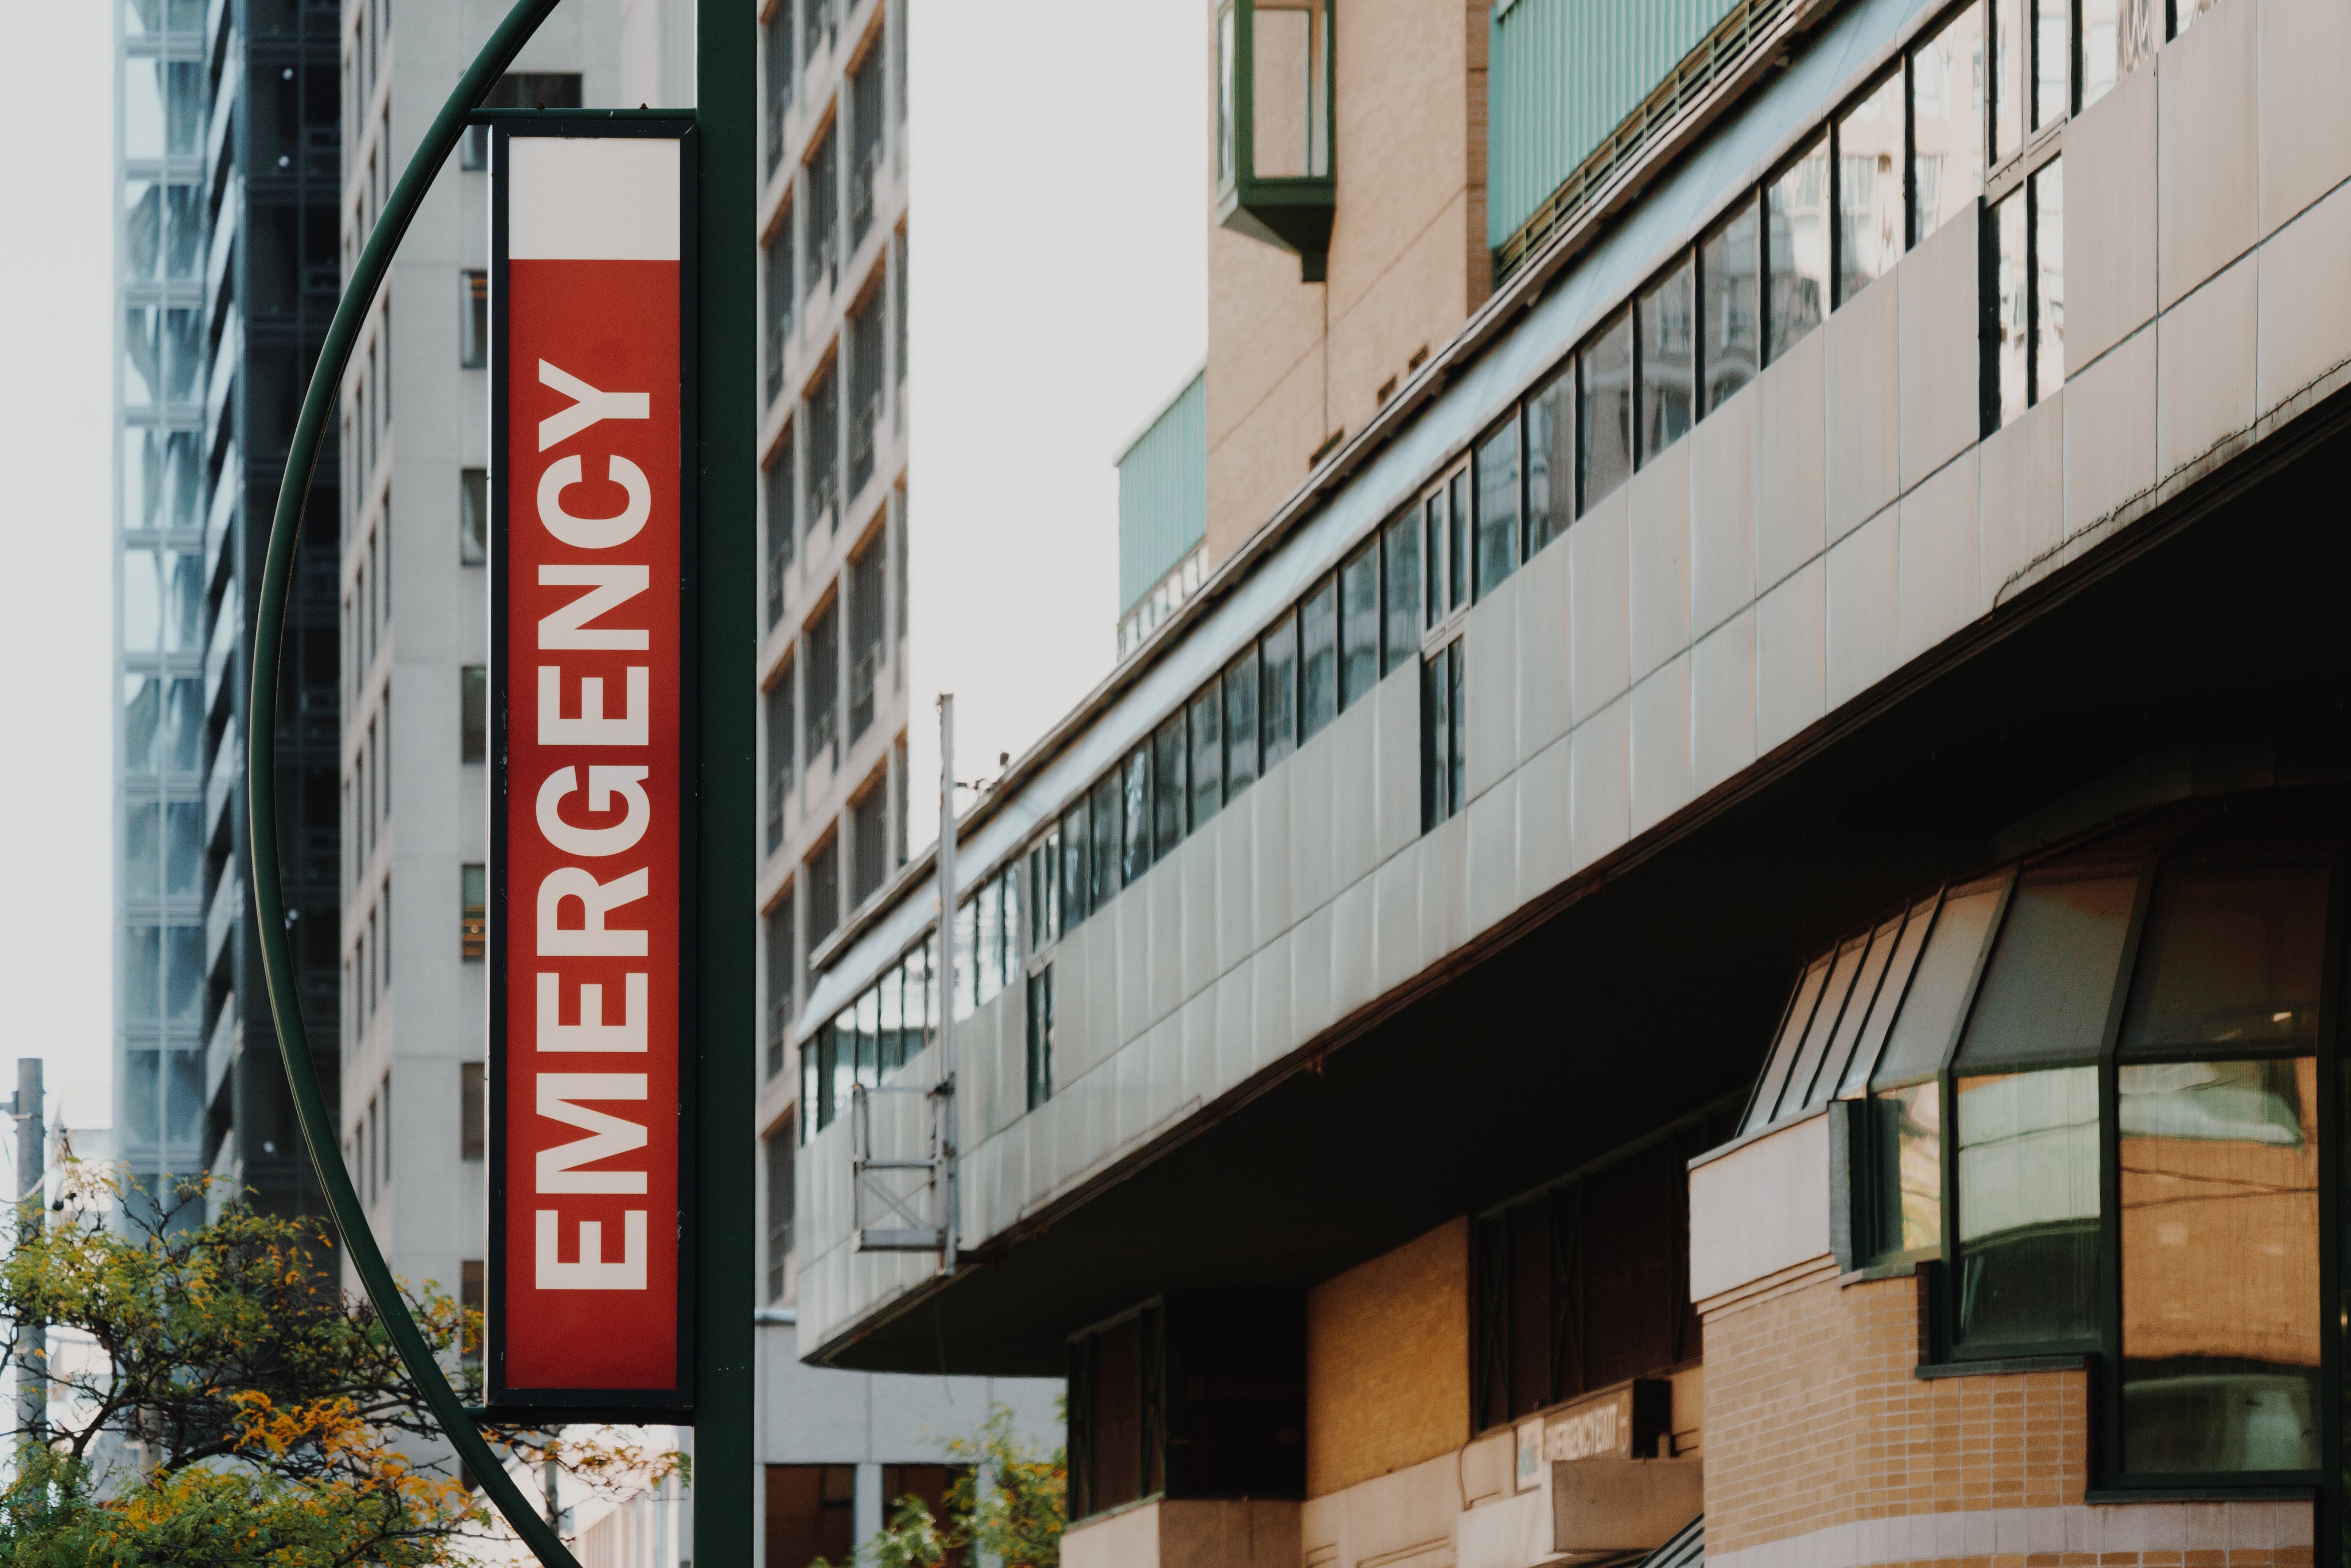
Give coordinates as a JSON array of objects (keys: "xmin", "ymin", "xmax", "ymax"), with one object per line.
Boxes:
[{"xmin": 488, "ymin": 121, "xmax": 696, "ymax": 1414}]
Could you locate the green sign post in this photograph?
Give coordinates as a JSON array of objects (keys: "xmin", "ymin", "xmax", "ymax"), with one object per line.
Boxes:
[{"xmin": 247, "ymin": 2, "xmax": 754, "ymax": 1562}]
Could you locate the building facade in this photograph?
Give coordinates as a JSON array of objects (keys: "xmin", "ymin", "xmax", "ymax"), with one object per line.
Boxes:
[
  {"xmin": 789, "ymin": 0, "xmax": 2351, "ymax": 1565},
  {"xmin": 115, "ymin": 0, "xmax": 344, "ymax": 1222}
]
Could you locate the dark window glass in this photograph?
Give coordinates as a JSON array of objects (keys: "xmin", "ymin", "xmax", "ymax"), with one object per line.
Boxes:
[
  {"xmin": 1422, "ymin": 494, "xmax": 1444, "ymax": 629},
  {"xmin": 1421, "ymin": 641, "xmax": 1464, "ymax": 829},
  {"xmin": 460, "ymin": 1061, "xmax": 485, "ymax": 1160},
  {"xmin": 1060, "ymin": 801, "xmax": 1091, "ymax": 926},
  {"xmin": 850, "ymin": 785, "xmax": 887, "ymax": 906},
  {"xmin": 1026, "ymin": 967, "xmax": 1056, "ymax": 1110},
  {"xmin": 2119, "ymin": 1057, "xmax": 2319, "ymax": 1474},
  {"xmin": 1153, "ymin": 715, "xmax": 1188, "ymax": 855},
  {"xmin": 1339, "ymin": 538, "xmax": 1380, "ymax": 707},
  {"xmin": 460, "ymin": 665, "xmax": 486, "ymax": 764},
  {"xmin": 1638, "ymin": 257, "xmax": 1696, "ymax": 461},
  {"xmin": 1912, "ymin": 3, "xmax": 1988, "ymax": 246},
  {"xmin": 1091, "ymin": 773, "xmax": 1122, "ymax": 908},
  {"xmin": 459, "ymin": 270, "xmax": 488, "ymax": 368},
  {"xmin": 1189, "ymin": 688, "xmax": 1224, "ymax": 827},
  {"xmin": 1578, "ymin": 311, "xmax": 1633, "ymax": 513},
  {"xmin": 1525, "ymin": 364, "xmax": 1573, "ymax": 551},
  {"xmin": 766, "ymin": 665, "xmax": 796, "ymax": 853},
  {"xmin": 1299, "ymin": 578, "xmax": 1338, "ymax": 739},
  {"xmin": 1223, "ymin": 650, "xmax": 1260, "ymax": 798},
  {"xmin": 765, "ymin": 1465, "xmax": 857, "ymax": 1568},
  {"xmin": 461, "ymin": 864, "xmax": 486, "ymax": 960},
  {"xmin": 1954, "ymin": 1064, "xmax": 2101, "ymax": 1350},
  {"xmin": 1259, "ymin": 612, "xmax": 1298, "ymax": 771},
  {"xmin": 765, "ymin": 1118, "xmax": 795, "ymax": 1300},
  {"xmin": 804, "ymin": 836, "xmax": 840, "ymax": 946},
  {"xmin": 765, "ymin": 428, "xmax": 796, "ymax": 627},
  {"xmin": 459, "ymin": 468, "xmax": 488, "ymax": 566},
  {"xmin": 1473, "ymin": 417, "xmax": 1520, "ymax": 594},
  {"xmin": 1701, "ymin": 199, "xmax": 1760, "ymax": 413},
  {"xmin": 1448, "ymin": 473, "xmax": 1469, "ymax": 611},
  {"xmin": 1382, "ymin": 509, "xmax": 1420, "ymax": 672},
  {"xmin": 1766, "ymin": 137, "xmax": 1830, "ymax": 361},
  {"xmin": 1875, "ymin": 880, "xmax": 2007, "ymax": 1085},
  {"xmin": 2120, "ymin": 863, "xmax": 2327, "ymax": 1053},
  {"xmin": 766, "ymin": 895, "xmax": 796, "ymax": 1077},
  {"xmin": 1864, "ymin": 1079, "xmax": 1942, "ymax": 1262},
  {"xmin": 804, "ymin": 597, "xmax": 839, "ymax": 767},
  {"xmin": 1957, "ymin": 867, "xmax": 2137, "ymax": 1072},
  {"xmin": 1992, "ymin": 0, "xmax": 2024, "ymax": 162}
]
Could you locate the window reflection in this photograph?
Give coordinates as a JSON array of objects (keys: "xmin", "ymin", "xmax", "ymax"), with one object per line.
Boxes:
[
  {"xmin": 2119, "ymin": 1058, "xmax": 2319, "ymax": 1473},
  {"xmin": 1578, "ymin": 309, "xmax": 1632, "ymax": 513},
  {"xmin": 1765, "ymin": 138, "xmax": 1829, "ymax": 360},
  {"xmin": 2121, "ymin": 863, "xmax": 2327, "ymax": 1051},
  {"xmin": 1954, "ymin": 1065, "xmax": 2100, "ymax": 1350},
  {"xmin": 1700, "ymin": 197, "xmax": 1759, "ymax": 412},
  {"xmin": 1867, "ymin": 1079, "xmax": 1942, "ymax": 1258},
  {"xmin": 1835, "ymin": 72, "xmax": 1904, "ymax": 305},
  {"xmin": 1638, "ymin": 257, "xmax": 1695, "ymax": 460}
]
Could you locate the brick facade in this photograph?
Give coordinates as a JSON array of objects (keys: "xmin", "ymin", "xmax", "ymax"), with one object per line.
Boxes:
[{"xmin": 1699, "ymin": 1259, "xmax": 2313, "ymax": 1568}]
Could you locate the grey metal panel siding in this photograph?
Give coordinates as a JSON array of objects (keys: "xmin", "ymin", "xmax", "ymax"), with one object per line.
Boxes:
[
  {"xmin": 1116, "ymin": 370, "xmax": 1208, "ymax": 612},
  {"xmin": 1488, "ymin": 0, "xmax": 1744, "ymax": 249}
]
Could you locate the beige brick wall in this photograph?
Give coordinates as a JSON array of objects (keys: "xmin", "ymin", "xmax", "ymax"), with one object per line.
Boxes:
[
  {"xmin": 1304, "ymin": 1217, "xmax": 1471, "ymax": 1497},
  {"xmin": 1702, "ymin": 1260, "xmax": 2091, "ymax": 1560},
  {"xmin": 1204, "ymin": 0, "xmax": 1492, "ymax": 568}
]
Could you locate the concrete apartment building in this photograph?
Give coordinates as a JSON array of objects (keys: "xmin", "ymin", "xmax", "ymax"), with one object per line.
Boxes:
[
  {"xmin": 790, "ymin": 0, "xmax": 2351, "ymax": 1565},
  {"xmin": 114, "ymin": 0, "xmax": 344, "ymax": 1222},
  {"xmin": 325, "ymin": 0, "xmax": 1049, "ymax": 1556}
]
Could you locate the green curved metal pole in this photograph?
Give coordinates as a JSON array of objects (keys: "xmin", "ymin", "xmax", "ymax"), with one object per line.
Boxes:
[{"xmin": 245, "ymin": 2, "xmax": 580, "ymax": 1563}]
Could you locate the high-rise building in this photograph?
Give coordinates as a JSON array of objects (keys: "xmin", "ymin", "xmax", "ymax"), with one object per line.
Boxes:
[{"xmin": 114, "ymin": 0, "xmax": 344, "ymax": 1222}]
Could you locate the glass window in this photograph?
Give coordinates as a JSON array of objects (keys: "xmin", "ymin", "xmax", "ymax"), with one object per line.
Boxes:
[
  {"xmin": 1866, "ymin": 1079, "xmax": 1944, "ymax": 1260},
  {"xmin": 1189, "ymin": 688, "xmax": 1224, "ymax": 828},
  {"xmin": 1991, "ymin": 187, "xmax": 2029, "ymax": 428},
  {"xmin": 1299, "ymin": 577, "xmax": 1339, "ymax": 739},
  {"xmin": 1836, "ymin": 71, "xmax": 1905, "ymax": 306},
  {"xmin": 1810, "ymin": 929, "xmax": 1899, "ymax": 1113},
  {"xmin": 123, "ymin": 550, "xmax": 160, "ymax": 653},
  {"xmin": 1874, "ymin": 879, "xmax": 2008, "ymax": 1085},
  {"xmin": 2119, "ymin": 1057, "xmax": 2319, "ymax": 1473},
  {"xmin": 1578, "ymin": 311, "xmax": 1633, "ymax": 513},
  {"xmin": 1840, "ymin": 896, "xmax": 1940, "ymax": 1096},
  {"xmin": 2034, "ymin": 0, "xmax": 2069, "ymax": 130},
  {"xmin": 461, "ymin": 864, "xmax": 486, "ymax": 960},
  {"xmin": 1766, "ymin": 137, "xmax": 1830, "ymax": 361},
  {"xmin": 1339, "ymin": 538, "xmax": 1381, "ymax": 707},
  {"xmin": 1993, "ymin": 0, "xmax": 2024, "ymax": 163},
  {"xmin": 1525, "ymin": 364, "xmax": 1573, "ymax": 552},
  {"xmin": 1153, "ymin": 713, "xmax": 1188, "ymax": 855},
  {"xmin": 2080, "ymin": 0, "xmax": 2119, "ymax": 108},
  {"xmin": 1061, "ymin": 801, "xmax": 1091, "ymax": 926},
  {"xmin": 1774, "ymin": 938, "xmax": 1869, "ymax": 1121},
  {"xmin": 1639, "ymin": 261, "xmax": 1700, "ymax": 467},
  {"xmin": 460, "ymin": 271, "xmax": 489, "ymax": 369},
  {"xmin": 1372, "ymin": 515, "xmax": 1418, "ymax": 684},
  {"xmin": 461, "ymin": 665, "xmax": 487, "ymax": 764},
  {"xmin": 165, "ymin": 800, "xmax": 200, "ymax": 898},
  {"xmin": 1421, "ymin": 640, "xmax": 1464, "ymax": 829},
  {"xmin": 1026, "ymin": 967, "xmax": 1056, "ymax": 1111},
  {"xmin": 1260, "ymin": 612, "xmax": 1298, "ymax": 771},
  {"xmin": 2032, "ymin": 158, "xmax": 2064, "ymax": 402},
  {"xmin": 1956, "ymin": 866, "xmax": 2138, "ymax": 1072},
  {"xmin": 126, "ymin": 802, "xmax": 161, "ymax": 899},
  {"xmin": 1448, "ymin": 473, "xmax": 1469, "ymax": 611},
  {"xmin": 1748, "ymin": 954, "xmax": 1831, "ymax": 1130},
  {"xmin": 1090, "ymin": 773, "xmax": 1122, "ymax": 909},
  {"xmin": 2120, "ymin": 863, "xmax": 2327, "ymax": 1052},
  {"xmin": 460, "ymin": 468, "xmax": 489, "ymax": 566},
  {"xmin": 879, "ymin": 960, "xmax": 907, "ymax": 1065},
  {"xmin": 1473, "ymin": 417, "xmax": 1520, "ymax": 594},
  {"xmin": 1223, "ymin": 649, "xmax": 1260, "ymax": 798},
  {"xmin": 1912, "ymin": 3, "xmax": 1987, "ymax": 246},
  {"xmin": 1953, "ymin": 1063, "xmax": 2100, "ymax": 1350},
  {"xmin": 1701, "ymin": 199, "xmax": 1760, "ymax": 413}
]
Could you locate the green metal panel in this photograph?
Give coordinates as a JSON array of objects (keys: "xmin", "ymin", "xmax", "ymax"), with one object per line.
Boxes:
[
  {"xmin": 1116, "ymin": 369, "xmax": 1208, "ymax": 614},
  {"xmin": 1488, "ymin": 0, "xmax": 1744, "ymax": 250}
]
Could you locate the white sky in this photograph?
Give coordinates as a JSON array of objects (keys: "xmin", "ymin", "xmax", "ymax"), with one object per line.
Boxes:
[
  {"xmin": 0, "ymin": 0, "xmax": 1205, "ymax": 1129},
  {"xmin": 905, "ymin": 0, "xmax": 1208, "ymax": 835},
  {"xmin": 0, "ymin": 0, "xmax": 118, "ymax": 1132}
]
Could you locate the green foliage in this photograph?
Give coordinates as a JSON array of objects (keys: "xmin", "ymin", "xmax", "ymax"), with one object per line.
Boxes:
[
  {"xmin": 816, "ymin": 1403, "xmax": 1065, "ymax": 1568},
  {"xmin": 0, "ymin": 1166, "xmax": 677, "ymax": 1566}
]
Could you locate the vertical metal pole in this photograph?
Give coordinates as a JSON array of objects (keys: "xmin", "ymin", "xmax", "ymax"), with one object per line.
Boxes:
[
  {"xmin": 695, "ymin": 0, "xmax": 758, "ymax": 1561},
  {"xmin": 13, "ymin": 1059, "xmax": 41, "ymax": 1440},
  {"xmin": 936, "ymin": 697, "xmax": 960, "ymax": 1274}
]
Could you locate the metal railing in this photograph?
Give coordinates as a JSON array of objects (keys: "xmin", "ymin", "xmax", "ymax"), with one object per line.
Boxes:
[{"xmin": 849, "ymin": 1082, "xmax": 946, "ymax": 1252}]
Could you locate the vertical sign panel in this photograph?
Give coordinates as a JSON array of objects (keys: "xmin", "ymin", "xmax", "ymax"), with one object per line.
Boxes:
[{"xmin": 491, "ymin": 122, "xmax": 696, "ymax": 1413}]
